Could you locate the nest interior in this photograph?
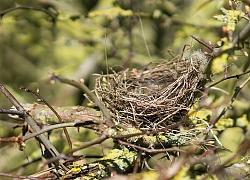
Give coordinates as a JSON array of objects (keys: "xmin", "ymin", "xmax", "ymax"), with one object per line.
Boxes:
[{"xmin": 95, "ymin": 50, "xmax": 209, "ymax": 129}]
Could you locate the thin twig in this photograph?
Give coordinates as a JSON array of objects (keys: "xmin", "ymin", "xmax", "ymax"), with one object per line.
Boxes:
[
  {"xmin": 0, "ymin": 84, "xmax": 26, "ymax": 112},
  {"xmin": 20, "ymin": 86, "xmax": 73, "ymax": 155},
  {"xmin": 206, "ymin": 69, "xmax": 250, "ymax": 88},
  {"xmin": 112, "ymin": 122, "xmax": 181, "ymax": 140},
  {"xmin": 133, "ymin": 150, "xmax": 142, "ymax": 174},
  {"xmin": 0, "ymin": 84, "xmax": 60, "ymax": 159},
  {"xmin": 190, "ymin": 35, "xmax": 214, "ymax": 51},
  {"xmin": 6, "ymin": 157, "xmax": 41, "ymax": 173},
  {"xmin": 0, "ymin": 3, "xmax": 56, "ymax": 23},
  {"xmin": 232, "ymin": 22, "xmax": 250, "ymax": 47},
  {"xmin": 0, "ymin": 108, "xmax": 25, "ymax": 116},
  {"xmin": 67, "ymin": 134, "xmax": 108, "ymax": 154},
  {"xmin": 0, "ymin": 172, "xmax": 51, "ymax": 180},
  {"xmin": 0, "ymin": 122, "xmax": 89, "ymax": 143},
  {"xmin": 192, "ymin": 21, "xmax": 250, "ymax": 57},
  {"xmin": 23, "ymin": 122, "xmax": 77, "ymax": 141},
  {"xmin": 117, "ymin": 140, "xmax": 187, "ymax": 153},
  {"xmin": 51, "ymin": 74, "xmax": 114, "ymax": 127},
  {"xmin": 139, "ymin": 11, "xmax": 152, "ymax": 61},
  {"xmin": 209, "ymin": 76, "xmax": 250, "ymax": 129}
]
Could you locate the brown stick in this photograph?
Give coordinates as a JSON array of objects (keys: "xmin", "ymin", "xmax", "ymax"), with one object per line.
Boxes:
[
  {"xmin": 20, "ymin": 86, "xmax": 73, "ymax": 156},
  {"xmin": 0, "ymin": 84, "xmax": 60, "ymax": 159},
  {"xmin": 51, "ymin": 74, "xmax": 114, "ymax": 127},
  {"xmin": 209, "ymin": 76, "xmax": 250, "ymax": 129}
]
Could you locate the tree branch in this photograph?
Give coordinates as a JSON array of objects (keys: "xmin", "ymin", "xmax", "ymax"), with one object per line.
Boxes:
[
  {"xmin": 209, "ymin": 76, "xmax": 250, "ymax": 129},
  {"xmin": 20, "ymin": 86, "xmax": 73, "ymax": 155},
  {"xmin": 51, "ymin": 74, "xmax": 114, "ymax": 127},
  {"xmin": 23, "ymin": 122, "xmax": 78, "ymax": 141},
  {"xmin": 0, "ymin": 3, "xmax": 57, "ymax": 23},
  {"xmin": 0, "ymin": 84, "xmax": 60, "ymax": 160}
]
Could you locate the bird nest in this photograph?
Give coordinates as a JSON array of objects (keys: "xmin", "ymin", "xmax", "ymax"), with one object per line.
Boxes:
[{"xmin": 95, "ymin": 50, "xmax": 208, "ymax": 129}]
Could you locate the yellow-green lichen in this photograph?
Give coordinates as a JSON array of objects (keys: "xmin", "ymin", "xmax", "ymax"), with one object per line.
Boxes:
[
  {"xmin": 215, "ymin": 117, "xmax": 234, "ymax": 130},
  {"xmin": 66, "ymin": 147, "xmax": 137, "ymax": 179}
]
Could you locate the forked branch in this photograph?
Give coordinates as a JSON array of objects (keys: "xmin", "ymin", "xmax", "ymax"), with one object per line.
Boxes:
[{"xmin": 0, "ymin": 84, "xmax": 60, "ymax": 162}]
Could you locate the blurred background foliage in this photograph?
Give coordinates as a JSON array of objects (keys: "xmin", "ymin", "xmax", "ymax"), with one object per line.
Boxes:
[
  {"xmin": 0, "ymin": 0, "xmax": 250, "ymax": 178},
  {"xmin": 0, "ymin": 0, "xmax": 229, "ymax": 108}
]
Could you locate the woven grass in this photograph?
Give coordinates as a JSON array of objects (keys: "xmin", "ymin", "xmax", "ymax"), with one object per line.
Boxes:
[{"xmin": 95, "ymin": 50, "xmax": 208, "ymax": 129}]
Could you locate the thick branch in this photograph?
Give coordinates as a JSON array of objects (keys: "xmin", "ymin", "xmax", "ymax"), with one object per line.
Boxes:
[
  {"xmin": 209, "ymin": 76, "xmax": 250, "ymax": 129},
  {"xmin": 9, "ymin": 103, "xmax": 102, "ymax": 126}
]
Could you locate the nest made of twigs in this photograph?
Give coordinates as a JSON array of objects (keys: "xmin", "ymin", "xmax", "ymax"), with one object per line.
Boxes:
[{"xmin": 95, "ymin": 50, "xmax": 209, "ymax": 129}]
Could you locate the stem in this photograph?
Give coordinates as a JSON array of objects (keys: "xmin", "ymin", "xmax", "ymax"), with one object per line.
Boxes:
[
  {"xmin": 209, "ymin": 76, "xmax": 250, "ymax": 129},
  {"xmin": 20, "ymin": 86, "xmax": 73, "ymax": 155},
  {"xmin": 23, "ymin": 122, "xmax": 77, "ymax": 141},
  {"xmin": 68, "ymin": 134, "xmax": 108, "ymax": 154},
  {"xmin": 0, "ymin": 3, "xmax": 56, "ymax": 23}
]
